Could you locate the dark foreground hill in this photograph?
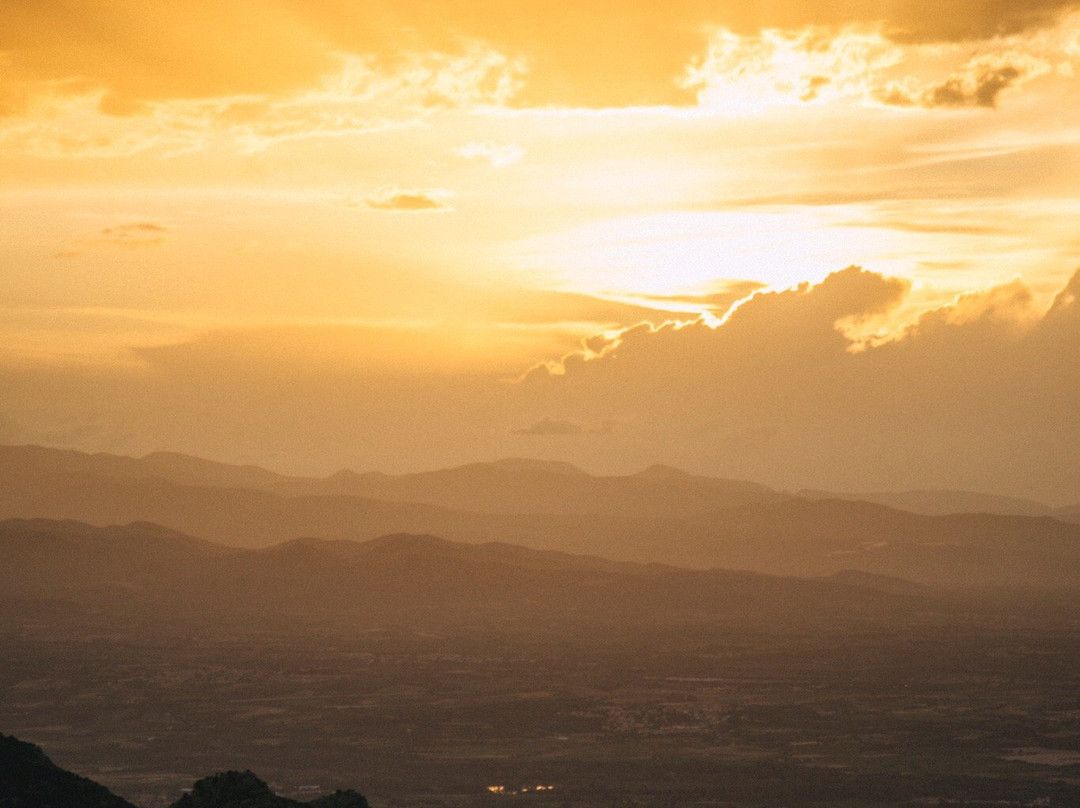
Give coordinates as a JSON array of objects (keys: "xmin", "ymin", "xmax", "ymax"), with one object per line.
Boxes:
[
  {"xmin": 0, "ymin": 733, "xmax": 137, "ymax": 808},
  {"xmin": 0, "ymin": 519, "xmax": 937, "ymax": 637},
  {"xmin": 0, "ymin": 734, "xmax": 368, "ymax": 808}
]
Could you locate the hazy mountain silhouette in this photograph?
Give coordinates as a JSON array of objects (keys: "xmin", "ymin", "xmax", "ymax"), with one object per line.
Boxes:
[
  {"xmin": 680, "ymin": 499, "xmax": 1080, "ymax": 588},
  {"xmin": 0, "ymin": 519, "xmax": 938, "ymax": 635},
  {"xmin": 799, "ymin": 487, "xmax": 1056, "ymax": 517},
  {"xmin": 0, "ymin": 444, "xmax": 305, "ymax": 493},
  {"xmin": 326, "ymin": 457, "xmax": 787, "ymax": 516},
  {"xmin": 1057, "ymin": 503, "xmax": 1080, "ymax": 523},
  {"xmin": 0, "ymin": 733, "xmax": 367, "ymax": 808},
  {"xmin": 0, "ymin": 444, "xmax": 786, "ymax": 518},
  {"xmin": 825, "ymin": 569, "xmax": 935, "ymax": 597},
  {"xmin": 3, "ymin": 445, "xmax": 1080, "ymax": 588}
]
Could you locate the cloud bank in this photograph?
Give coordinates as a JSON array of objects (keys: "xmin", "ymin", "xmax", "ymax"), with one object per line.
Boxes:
[
  {"xmin": 3, "ymin": 267, "xmax": 1080, "ymax": 502},
  {"xmin": 515, "ymin": 267, "xmax": 1080, "ymax": 501}
]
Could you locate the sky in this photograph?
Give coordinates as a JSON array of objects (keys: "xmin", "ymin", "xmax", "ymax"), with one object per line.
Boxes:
[{"xmin": 2, "ymin": 1, "xmax": 1080, "ymax": 502}]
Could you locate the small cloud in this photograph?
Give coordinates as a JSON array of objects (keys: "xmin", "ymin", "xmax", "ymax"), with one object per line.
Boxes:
[
  {"xmin": 51, "ymin": 249, "xmax": 82, "ymax": 260},
  {"xmin": 97, "ymin": 92, "xmax": 149, "ymax": 117},
  {"xmin": 364, "ymin": 188, "xmax": 454, "ymax": 213},
  {"xmin": 515, "ymin": 418, "xmax": 584, "ymax": 436},
  {"xmin": 101, "ymin": 222, "xmax": 168, "ymax": 235},
  {"xmin": 877, "ymin": 53, "xmax": 1052, "ymax": 109},
  {"xmin": 458, "ymin": 140, "xmax": 524, "ymax": 168},
  {"xmin": 93, "ymin": 221, "xmax": 170, "ymax": 249},
  {"xmin": 931, "ymin": 66, "xmax": 1022, "ymax": 107}
]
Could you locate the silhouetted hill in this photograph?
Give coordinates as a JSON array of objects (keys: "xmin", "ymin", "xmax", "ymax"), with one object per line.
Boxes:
[
  {"xmin": 170, "ymin": 771, "xmax": 367, "ymax": 808},
  {"xmin": 826, "ymin": 569, "xmax": 933, "ymax": 597},
  {"xmin": 0, "ymin": 519, "xmax": 936, "ymax": 636},
  {"xmin": 0, "ymin": 733, "xmax": 137, "ymax": 808},
  {"xmin": 3, "ymin": 445, "xmax": 1080, "ymax": 588},
  {"xmin": 1057, "ymin": 503, "xmax": 1080, "ymax": 523},
  {"xmin": 0, "ymin": 734, "xmax": 367, "ymax": 808},
  {"xmin": 0, "ymin": 444, "xmax": 303, "ymax": 493},
  {"xmin": 683, "ymin": 499, "xmax": 1080, "ymax": 588},
  {"xmin": 331, "ymin": 457, "xmax": 785, "ymax": 516},
  {"xmin": 799, "ymin": 487, "xmax": 1056, "ymax": 517},
  {"xmin": 0, "ymin": 444, "xmax": 786, "ymax": 519},
  {"xmin": 0, "ymin": 461, "xmax": 488, "ymax": 547}
]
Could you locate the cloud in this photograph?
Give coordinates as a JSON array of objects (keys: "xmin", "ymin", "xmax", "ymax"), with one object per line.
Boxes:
[
  {"xmin": 0, "ymin": 47, "xmax": 525, "ymax": 158},
  {"xmin": 682, "ymin": 27, "xmax": 904, "ymax": 111},
  {"xmin": 102, "ymin": 222, "xmax": 167, "ymax": 234},
  {"xmin": 683, "ymin": 16, "xmax": 1077, "ymax": 114},
  {"xmin": 1, "ymin": 7, "xmax": 1076, "ymax": 164},
  {"xmin": 531, "ymin": 267, "xmax": 910, "ymax": 376},
  {"xmin": 44, "ymin": 221, "xmax": 172, "ymax": 257},
  {"xmin": 515, "ymin": 418, "xmax": 583, "ymax": 436},
  {"xmin": 631, "ymin": 281, "xmax": 768, "ymax": 316},
  {"xmin": 363, "ymin": 188, "xmax": 454, "ymax": 213},
  {"xmin": 87, "ymin": 222, "xmax": 169, "ymax": 249},
  {"xmin": 511, "ymin": 266, "xmax": 1080, "ymax": 501},
  {"xmin": 458, "ymin": 140, "xmax": 525, "ymax": 167},
  {"xmin": 5, "ymin": 267, "xmax": 1080, "ymax": 500},
  {"xmin": 877, "ymin": 53, "xmax": 1053, "ymax": 108},
  {"xmin": 2, "ymin": 0, "xmax": 1076, "ymax": 113}
]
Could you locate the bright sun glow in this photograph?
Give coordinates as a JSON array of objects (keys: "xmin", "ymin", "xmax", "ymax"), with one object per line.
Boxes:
[{"xmin": 1, "ymin": 1, "xmax": 1079, "ymax": 483}]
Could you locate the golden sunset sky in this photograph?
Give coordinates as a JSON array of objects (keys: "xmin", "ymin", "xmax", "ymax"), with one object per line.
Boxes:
[{"xmin": 2, "ymin": 0, "xmax": 1080, "ymax": 500}]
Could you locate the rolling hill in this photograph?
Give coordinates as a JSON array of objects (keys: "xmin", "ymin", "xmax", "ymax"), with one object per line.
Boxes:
[
  {"xmin": 0, "ymin": 519, "xmax": 936, "ymax": 636},
  {"xmin": 3, "ymin": 445, "xmax": 1080, "ymax": 588},
  {"xmin": 0, "ymin": 733, "xmax": 368, "ymax": 808}
]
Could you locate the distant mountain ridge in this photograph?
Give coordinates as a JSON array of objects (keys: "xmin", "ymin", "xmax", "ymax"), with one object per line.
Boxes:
[
  {"xmin": 0, "ymin": 519, "xmax": 936, "ymax": 636},
  {"xmin": 0, "ymin": 444, "xmax": 786, "ymax": 518},
  {"xmin": 682, "ymin": 498, "xmax": 1080, "ymax": 587},
  {"xmin": 3, "ymin": 444, "xmax": 1080, "ymax": 589},
  {"xmin": 799, "ymin": 487, "xmax": 1057, "ymax": 518},
  {"xmin": 0, "ymin": 733, "xmax": 368, "ymax": 808}
]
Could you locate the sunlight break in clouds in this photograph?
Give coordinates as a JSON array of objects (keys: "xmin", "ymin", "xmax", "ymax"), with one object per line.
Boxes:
[
  {"xmin": 682, "ymin": 27, "xmax": 905, "ymax": 111},
  {"xmin": 0, "ymin": 0, "xmax": 1079, "ymax": 492},
  {"xmin": 682, "ymin": 14, "xmax": 1080, "ymax": 112}
]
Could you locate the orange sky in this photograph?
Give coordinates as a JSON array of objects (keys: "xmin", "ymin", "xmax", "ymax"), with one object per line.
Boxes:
[{"xmin": 2, "ymin": 1, "xmax": 1080, "ymax": 501}]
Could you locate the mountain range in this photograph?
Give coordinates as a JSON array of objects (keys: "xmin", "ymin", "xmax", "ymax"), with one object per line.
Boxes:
[
  {"xmin": 0, "ymin": 519, "xmax": 935, "ymax": 636},
  {"xmin": 2, "ymin": 444, "xmax": 1080, "ymax": 589}
]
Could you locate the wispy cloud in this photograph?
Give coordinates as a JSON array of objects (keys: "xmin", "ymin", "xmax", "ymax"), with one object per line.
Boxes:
[
  {"xmin": 458, "ymin": 140, "xmax": 525, "ymax": 167},
  {"xmin": 363, "ymin": 188, "xmax": 454, "ymax": 213},
  {"xmin": 0, "ymin": 46, "xmax": 525, "ymax": 158},
  {"xmin": 514, "ymin": 418, "xmax": 583, "ymax": 436},
  {"xmin": 93, "ymin": 221, "xmax": 170, "ymax": 249},
  {"xmin": 682, "ymin": 14, "xmax": 1079, "ymax": 114}
]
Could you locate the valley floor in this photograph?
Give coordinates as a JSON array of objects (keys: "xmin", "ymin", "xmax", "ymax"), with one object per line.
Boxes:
[{"xmin": 3, "ymin": 614, "xmax": 1080, "ymax": 808}]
